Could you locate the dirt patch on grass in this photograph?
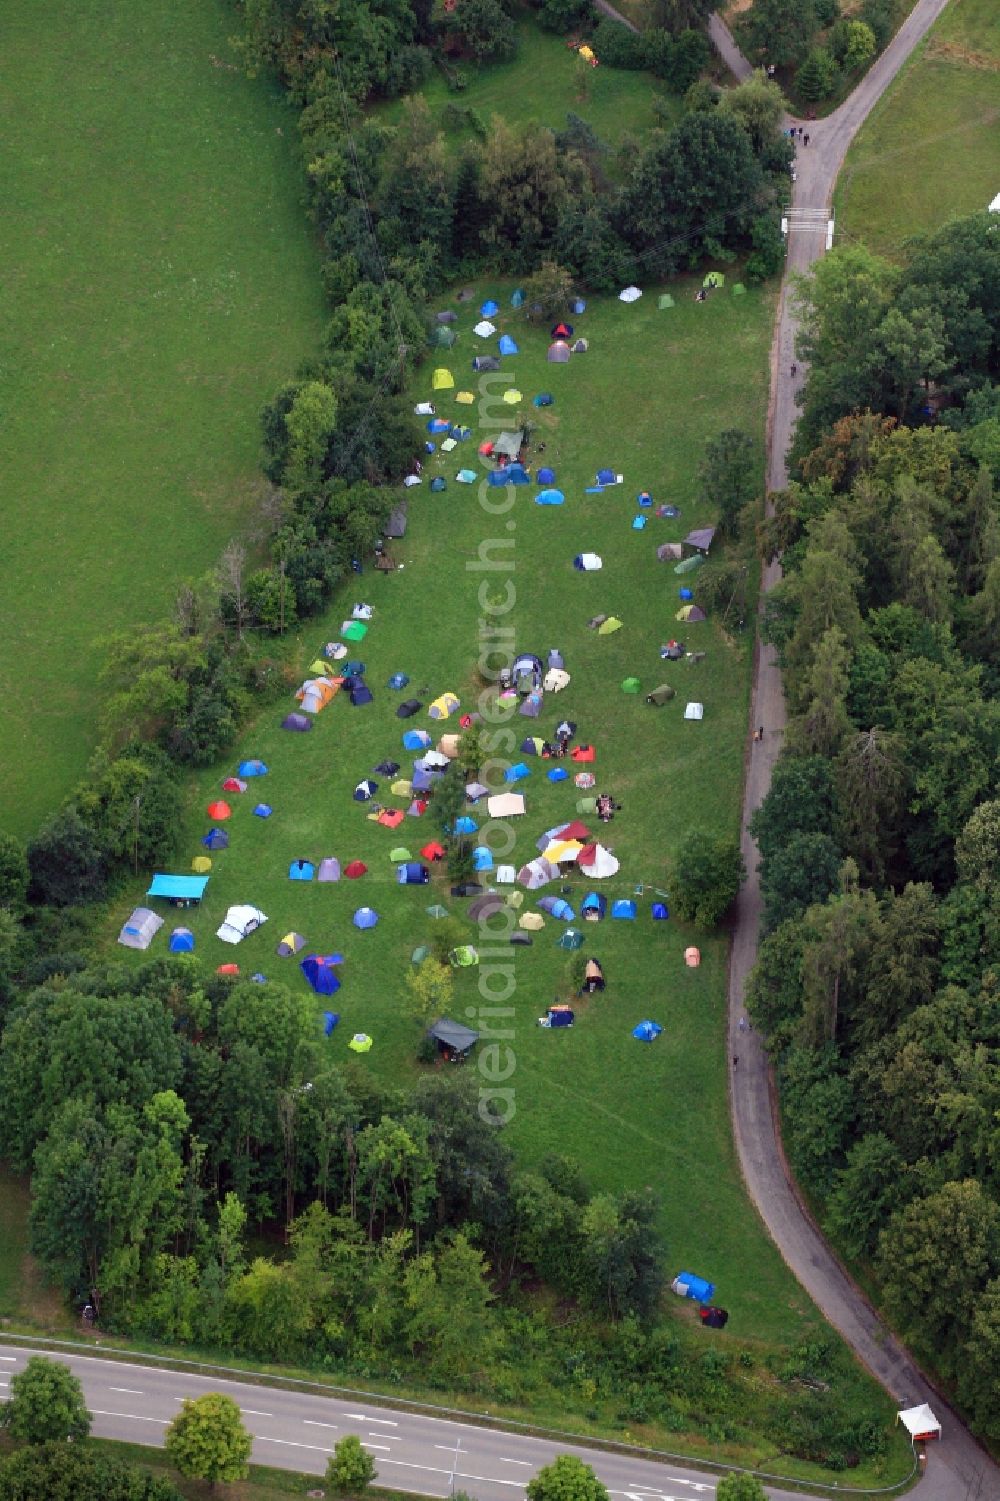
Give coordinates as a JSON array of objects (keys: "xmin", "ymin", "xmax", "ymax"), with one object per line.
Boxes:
[{"xmin": 926, "ymin": 38, "xmax": 1000, "ymax": 70}]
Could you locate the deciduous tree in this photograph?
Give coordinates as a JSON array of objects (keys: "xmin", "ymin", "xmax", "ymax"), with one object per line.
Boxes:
[
  {"xmin": 1, "ymin": 1357, "xmax": 90, "ymax": 1444},
  {"xmin": 164, "ymin": 1393, "xmax": 252, "ymax": 1489}
]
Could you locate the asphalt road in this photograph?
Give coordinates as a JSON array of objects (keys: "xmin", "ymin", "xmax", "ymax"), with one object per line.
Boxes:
[
  {"xmin": 727, "ymin": 2, "xmax": 1000, "ymax": 1498},
  {"xmin": 0, "ymin": 1342, "xmax": 823, "ymax": 1501}
]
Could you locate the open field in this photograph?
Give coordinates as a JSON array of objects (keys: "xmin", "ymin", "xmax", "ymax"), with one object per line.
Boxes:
[
  {"xmin": 380, "ymin": 19, "xmax": 679, "ymax": 143},
  {"xmin": 0, "ymin": 0, "xmax": 326, "ymax": 839},
  {"xmin": 98, "ymin": 278, "xmax": 841, "ymax": 1351},
  {"xmin": 835, "ymin": 0, "xmax": 1000, "ymax": 255}
]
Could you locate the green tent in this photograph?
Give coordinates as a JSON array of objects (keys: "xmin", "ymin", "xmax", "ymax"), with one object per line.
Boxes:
[
  {"xmin": 658, "ymin": 294, "xmax": 675, "ymax": 309},
  {"xmin": 411, "ymin": 945, "xmax": 430, "ymax": 964},
  {"xmin": 732, "ymin": 283, "xmax": 746, "ymax": 296},
  {"xmin": 576, "ymin": 797, "xmax": 598, "ymax": 814},
  {"xmin": 703, "ymin": 271, "xmax": 725, "ymax": 289},
  {"xmin": 646, "ymin": 684, "xmax": 675, "ymax": 706},
  {"xmin": 389, "ymin": 846, "xmax": 412, "ymax": 862},
  {"xmin": 429, "ymin": 325, "xmax": 457, "ymax": 348},
  {"xmin": 597, "ymin": 617, "xmax": 623, "ymax": 636},
  {"xmin": 348, "ymin": 1033, "xmax": 373, "ymax": 1053},
  {"xmin": 621, "ymin": 677, "xmax": 641, "ymax": 694},
  {"xmin": 449, "ymin": 945, "xmax": 479, "ymax": 968},
  {"xmin": 557, "ymin": 929, "xmax": 584, "ymax": 950},
  {"xmin": 342, "ymin": 620, "xmax": 368, "ymax": 641},
  {"xmin": 674, "ymin": 555, "xmax": 704, "ymax": 575}
]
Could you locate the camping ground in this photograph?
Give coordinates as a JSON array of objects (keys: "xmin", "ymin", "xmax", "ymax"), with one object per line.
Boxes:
[
  {"xmin": 835, "ymin": 0, "xmax": 1000, "ymax": 256},
  {"xmin": 0, "ymin": 0, "xmax": 326, "ymax": 838}
]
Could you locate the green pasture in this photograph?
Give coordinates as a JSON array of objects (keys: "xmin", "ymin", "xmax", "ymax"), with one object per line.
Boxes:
[
  {"xmin": 836, "ymin": 0, "xmax": 1000, "ymax": 256},
  {"xmin": 379, "ymin": 20, "xmax": 678, "ymax": 144},
  {"xmin": 105, "ymin": 280, "xmax": 838, "ymax": 1348},
  {"xmin": 0, "ymin": 0, "xmax": 326, "ymax": 839}
]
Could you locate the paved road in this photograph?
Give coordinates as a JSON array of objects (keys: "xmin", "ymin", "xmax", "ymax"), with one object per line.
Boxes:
[
  {"xmin": 727, "ymin": 2, "xmax": 1000, "ymax": 1499},
  {"xmin": 0, "ymin": 1342, "xmax": 831, "ymax": 1501}
]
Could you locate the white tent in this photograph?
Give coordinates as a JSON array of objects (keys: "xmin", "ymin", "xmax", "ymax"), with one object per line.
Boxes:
[
  {"xmin": 517, "ymin": 857, "xmax": 559, "ymax": 890},
  {"xmin": 118, "ymin": 907, "xmax": 163, "ymax": 950},
  {"xmin": 580, "ymin": 844, "xmax": 619, "ymax": 880},
  {"xmin": 576, "ymin": 553, "xmax": 603, "ymax": 572},
  {"xmin": 684, "ymin": 701, "xmax": 704, "ymax": 721},
  {"xmin": 403, "ymin": 474, "xmax": 422, "ymax": 487},
  {"xmin": 495, "ymin": 865, "xmax": 516, "ymax": 884},
  {"xmin": 487, "ymin": 792, "xmax": 526, "ymax": 818},
  {"xmin": 989, "ymin": 192, "xmax": 1000, "ymax": 213},
  {"xmin": 897, "ymin": 1405, "xmax": 941, "ymax": 1441},
  {"xmin": 619, "ymin": 285, "xmax": 642, "ymax": 303},
  {"xmin": 543, "ymin": 668, "xmax": 570, "ymax": 693},
  {"xmin": 217, "ymin": 904, "xmax": 268, "ymax": 945},
  {"xmin": 473, "ymin": 319, "xmax": 496, "ymax": 337}
]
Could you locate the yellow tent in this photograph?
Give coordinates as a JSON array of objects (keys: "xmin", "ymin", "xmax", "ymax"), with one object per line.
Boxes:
[
  {"xmin": 428, "ymin": 692, "xmax": 460, "ymax": 720},
  {"xmin": 391, "ymin": 778, "xmax": 413, "ymax": 797},
  {"xmin": 432, "ymin": 368, "xmax": 455, "ymax": 390},
  {"xmin": 597, "ymin": 617, "xmax": 623, "ymax": 635},
  {"xmin": 543, "ymin": 839, "xmax": 583, "ymax": 864},
  {"xmin": 455, "ymin": 390, "xmax": 475, "ymax": 404},
  {"xmin": 519, "ymin": 912, "xmax": 545, "ymax": 930},
  {"xmin": 438, "ymin": 734, "xmax": 461, "ymax": 758},
  {"xmin": 503, "ymin": 388, "xmax": 523, "ymax": 405},
  {"xmin": 192, "ymin": 856, "xmax": 212, "ymax": 873}
]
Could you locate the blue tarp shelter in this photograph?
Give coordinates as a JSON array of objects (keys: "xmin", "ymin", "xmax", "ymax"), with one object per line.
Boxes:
[
  {"xmin": 301, "ymin": 954, "xmax": 343, "ymax": 995},
  {"xmin": 202, "ymin": 829, "xmax": 229, "ymax": 850},
  {"xmin": 398, "ymin": 863, "xmax": 430, "ymax": 884},
  {"xmin": 169, "ymin": 927, "xmax": 195, "ymax": 952},
  {"xmin": 612, "ymin": 899, "xmax": 637, "ymax": 920},
  {"xmin": 672, "ymin": 1271, "xmax": 715, "ymax": 1302},
  {"xmin": 633, "ymin": 1020, "xmax": 662, "ymax": 1042},
  {"xmin": 289, "ymin": 859, "xmax": 315, "ymax": 881},
  {"xmin": 147, "ymin": 874, "xmax": 210, "ymax": 902}
]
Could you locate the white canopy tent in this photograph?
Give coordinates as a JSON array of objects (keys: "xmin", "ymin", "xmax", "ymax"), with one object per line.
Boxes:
[{"xmin": 897, "ymin": 1404, "xmax": 941, "ymax": 1442}]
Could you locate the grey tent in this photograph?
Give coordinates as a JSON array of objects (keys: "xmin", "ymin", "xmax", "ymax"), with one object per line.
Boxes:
[
  {"xmin": 571, "ymin": 338, "xmax": 589, "ymax": 353},
  {"xmin": 684, "ymin": 526, "xmax": 716, "ymax": 552},
  {"xmin": 385, "ymin": 504, "xmax": 408, "ymax": 539},
  {"xmin": 547, "ymin": 340, "xmax": 571, "ymax": 364},
  {"xmin": 657, "ymin": 542, "xmax": 683, "ymax": 561},
  {"xmin": 429, "ymin": 325, "xmax": 457, "ymax": 349},
  {"xmin": 436, "ymin": 310, "xmax": 458, "ymax": 323},
  {"xmin": 469, "ymin": 893, "xmax": 505, "ymax": 921},
  {"xmin": 118, "ymin": 906, "xmax": 163, "ymax": 950},
  {"xmin": 473, "ymin": 356, "xmax": 501, "ymax": 372},
  {"xmin": 646, "ymin": 684, "xmax": 676, "ymax": 706},
  {"xmin": 494, "ymin": 430, "xmax": 524, "ymax": 461},
  {"xmin": 429, "ymin": 1018, "xmax": 480, "ymax": 1057}
]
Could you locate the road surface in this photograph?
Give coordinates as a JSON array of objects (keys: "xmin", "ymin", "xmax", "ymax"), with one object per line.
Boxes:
[
  {"xmin": 0, "ymin": 1342, "xmax": 839, "ymax": 1501},
  {"xmin": 727, "ymin": 1, "xmax": 1000, "ymax": 1498}
]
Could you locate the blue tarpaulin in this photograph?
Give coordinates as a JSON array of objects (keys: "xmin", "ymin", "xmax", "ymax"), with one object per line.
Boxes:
[{"xmin": 147, "ymin": 874, "xmax": 209, "ymax": 902}]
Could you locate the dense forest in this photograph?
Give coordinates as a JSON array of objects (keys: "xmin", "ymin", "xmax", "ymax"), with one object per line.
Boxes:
[{"xmin": 748, "ymin": 213, "xmax": 1000, "ymax": 1437}]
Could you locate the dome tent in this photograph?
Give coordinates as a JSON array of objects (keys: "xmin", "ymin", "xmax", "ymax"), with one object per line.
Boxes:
[{"xmin": 301, "ymin": 954, "xmax": 343, "ymax": 995}]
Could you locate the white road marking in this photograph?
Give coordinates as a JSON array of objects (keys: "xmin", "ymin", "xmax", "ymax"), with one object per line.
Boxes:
[
  {"xmin": 303, "ymin": 1418, "xmax": 339, "ymax": 1430},
  {"xmin": 435, "ymin": 1444, "xmax": 460, "ymax": 1452},
  {"xmin": 375, "ymin": 1457, "xmax": 525, "ymax": 1487},
  {"xmin": 0, "ymin": 1357, "xmax": 16, "ymax": 1363},
  {"xmin": 363, "ymin": 1442, "xmax": 392, "ymax": 1452},
  {"xmin": 499, "ymin": 1458, "xmax": 532, "ymax": 1465},
  {"xmin": 109, "ymin": 1387, "xmax": 144, "ymax": 1395},
  {"xmin": 91, "ymin": 1408, "xmax": 169, "ymax": 1425},
  {"xmin": 349, "ymin": 1413, "xmax": 398, "ymax": 1425},
  {"xmin": 254, "ymin": 1435, "xmax": 336, "ymax": 1454},
  {"xmin": 240, "ymin": 1408, "xmax": 273, "ymax": 1418},
  {"xmin": 371, "ymin": 1431, "xmax": 399, "ymax": 1440}
]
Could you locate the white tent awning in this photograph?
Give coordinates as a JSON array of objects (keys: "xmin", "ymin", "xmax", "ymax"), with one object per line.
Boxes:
[{"xmin": 897, "ymin": 1404, "xmax": 941, "ymax": 1440}]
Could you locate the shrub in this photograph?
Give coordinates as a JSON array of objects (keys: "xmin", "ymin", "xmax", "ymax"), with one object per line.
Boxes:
[
  {"xmin": 592, "ymin": 18, "xmax": 645, "ymax": 69},
  {"xmin": 671, "ymin": 832, "xmax": 745, "ymax": 926},
  {"xmin": 538, "ymin": 0, "xmax": 594, "ymax": 34}
]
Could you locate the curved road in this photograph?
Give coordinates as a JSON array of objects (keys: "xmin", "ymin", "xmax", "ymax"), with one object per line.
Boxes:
[{"xmin": 727, "ymin": 2, "xmax": 1000, "ymax": 1499}]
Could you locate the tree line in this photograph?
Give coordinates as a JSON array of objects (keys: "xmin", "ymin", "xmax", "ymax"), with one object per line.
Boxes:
[{"xmin": 747, "ymin": 212, "xmax": 1000, "ymax": 1439}]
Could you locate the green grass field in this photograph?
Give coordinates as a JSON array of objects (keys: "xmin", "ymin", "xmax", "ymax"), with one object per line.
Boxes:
[
  {"xmin": 836, "ymin": 0, "xmax": 1000, "ymax": 255},
  {"xmin": 0, "ymin": 0, "xmax": 326, "ymax": 839},
  {"xmin": 380, "ymin": 20, "xmax": 678, "ymax": 144},
  {"xmin": 102, "ymin": 279, "xmax": 833, "ymax": 1348}
]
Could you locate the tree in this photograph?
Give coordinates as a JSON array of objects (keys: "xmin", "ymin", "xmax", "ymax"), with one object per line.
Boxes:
[
  {"xmin": 164, "ymin": 1393, "xmax": 252, "ymax": 1490},
  {"xmin": 826, "ymin": 1133, "xmax": 904, "ymax": 1260},
  {"xmin": 761, "ymin": 831, "xmax": 842, "ymax": 932},
  {"xmin": 521, "ymin": 261, "xmax": 575, "ymax": 320},
  {"xmin": 0, "ymin": 833, "xmax": 28, "ymax": 916},
  {"xmin": 0, "ymin": 1442, "xmax": 181, "ymax": 1501},
  {"xmin": 326, "ymin": 1434, "xmax": 377, "ymax": 1496},
  {"xmin": 717, "ymin": 1475, "xmax": 767, "ymax": 1501},
  {"xmin": 671, "ymin": 832, "xmax": 745, "ymax": 926},
  {"xmin": 794, "ymin": 48, "xmax": 839, "ymax": 103},
  {"xmin": 878, "ymin": 1180, "xmax": 1000, "ymax": 1356},
  {"xmin": 445, "ymin": 0, "xmax": 519, "ymax": 62},
  {"xmin": 956, "ymin": 800, "xmax": 1000, "ymax": 889},
  {"xmin": 786, "ymin": 625, "xmax": 853, "ymax": 759},
  {"xmin": 527, "ymin": 1455, "xmax": 610, "ymax": 1501},
  {"xmin": 698, "ymin": 428, "xmax": 759, "ymax": 537},
  {"xmin": 26, "ymin": 806, "xmax": 109, "ymax": 907},
  {"xmin": 741, "ymin": 0, "xmax": 818, "ymax": 68},
  {"xmin": 1, "ymin": 1357, "xmax": 90, "ymax": 1444},
  {"xmin": 797, "ymin": 866, "xmax": 877, "ymax": 1046},
  {"xmin": 404, "ymin": 1230, "xmax": 496, "ymax": 1378},
  {"xmin": 719, "ymin": 69, "xmax": 787, "ymax": 156},
  {"xmin": 405, "ymin": 957, "xmax": 454, "ymax": 1022},
  {"xmin": 750, "ymin": 755, "xmax": 837, "ymax": 864},
  {"xmin": 833, "ymin": 729, "xmax": 907, "ymax": 885}
]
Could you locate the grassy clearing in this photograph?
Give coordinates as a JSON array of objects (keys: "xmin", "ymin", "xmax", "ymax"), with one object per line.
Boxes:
[
  {"xmin": 97, "ymin": 276, "xmax": 834, "ymax": 1351},
  {"xmin": 0, "ymin": 0, "xmax": 326, "ymax": 840},
  {"xmin": 380, "ymin": 20, "xmax": 679, "ymax": 143},
  {"xmin": 0, "ymin": 1168, "xmax": 67, "ymax": 1330},
  {"xmin": 835, "ymin": 0, "xmax": 1000, "ymax": 255}
]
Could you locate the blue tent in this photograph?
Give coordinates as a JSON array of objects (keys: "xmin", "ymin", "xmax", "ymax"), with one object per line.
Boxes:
[
  {"xmin": 536, "ymin": 489, "xmax": 565, "ymax": 506},
  {"xmin": 632, "ymin": 516, "xmax": 647, "ymax": 530},
  {"xmin": 633, "ymin": 1020, "xmax": 662, "ymax": 1042},
  {"xmin": 387, "ymin": 673, "xmax": 410, "ymax": 689},
  {"xmin": 202, "ymin": 829, "xmax": 229, "ymax": 850},
  {"xmin": 488, "ymin": 465, "xmax": 529, "ymax": 486},
  {"xmin": 169, "ymin": 927, "xmax": 195, "ymax": 953},
  {"xmin": 472, "ymin": 846, "xmax": 494, "ymax": 871},
  {"xmin": 679, "ymin": 587, "xmax": 693, "ymax": 600},
  {"xmin": 238, "ymin": 759, "xmax": 268, "ymax": 777},
  {"xmin": 403, "ymin": 729, "xmax": 432, "ymax": 749},
  {"xmin": 651, "ymin": 901, "xmax": 670, "ymax": 920},
  {"xmin": 453, "ymin": 815, "xmax": 478, "ymax": 835},
  {"xmin": 301, "ymin": 953, "xmax": 343, "ymax": 995},
  {"xmin": 533, "ymin": 393, "xmax": 554, "ymax": 407},
  {"xmin": 323, "ymin": 1011, "xmax": 341, "ymax": 1036},
  {"xmin": 288, "ymin": 859, "xmax": 315, "ymax": 881},
  {"xmin": 453, "ymin": 426, "xmax": 472, "ymax": 440},
  {"xmin": 537, "ymin": 467, "xmax": 556, "ymax": 484},
  {"xmin": 254, "ymin": 803, "xmax": 273, "ymax": 818},
  {"xmin": 425, "ymin": 441, "xmax": 436, "ymax": 454},
  {"xmin": 612, "ymin": 899, "xmax": 637, "ymax": 920},
  {"xmin": 505, "ymin": 762, "xmax": 530, "ymax": 782},
  {"xmin": 345, "ymin": 660, "xmax": 366, "ymax": 675},
  {"xmin": 282, "ymin": 713, "xmax": 312, "ymax": 731},
  {"xmin": 398, "ymin": 863, "xmax": 430, "ymax": 884},
  {"xmin": 252, "ymin": 973, "xmax": 267, "ymax": 984},
  {"xmin": 538, "ymin": 896, "xmax": 574, "ymax": 921},
  {"xmin": 571, "ymin": 298, "xmax": 586, "ymax": 314},
  {"xmin": 427, "ymin": 417, "xmax": 451, "ymax": 434},
  {"xmin": 498, "ymin": 334, "xmax": 518, "ymax": 355},
  {"xmin": 430, "ymin": 476, "xmax": 447, "ymax": 492},
  {"xmin": 549, "ymin": 1007, "xmax": 575, "ymax": 1027},
  {"xmin": 511, "ymin": 289, "xmax": 525, "ymax": 307},
  {"xmin": 547, "ymin": 767, "xmax": 569, "ymax": 782},
  {"xmin": 557, "ymin": 929, "xmax": 584, "ymax": 950},
  {"xmin": 673, "ymin": 1271, "xmax": 715, "ymax": 1302},
  {"xmin": 597, "ymin": 468, "xmax": 615, "ymax": 485},
  {"xmin": 481, "ymin": 299, "xmax": 499, "ymax": 317},
  {"xmin": 353, "ymin": 907, "xmax": 379, "ymax": 930},
  {"xmin": 351, "ymin": 683, "xmax": 373, "ymax": 707},
  {"xmin": 353, "ymin": 779, "xmax": 378, "ymax": 801},
  {"xmin": 148, "ymin": 874, "xmax": 210, "ymax": 902},
  {"xmin": 412, "ymin": 768, "xmax": 435, "ymax": 792},
  {"xmin": 581, "ymin": 892, "xmax": 607, "ymax": 920}
]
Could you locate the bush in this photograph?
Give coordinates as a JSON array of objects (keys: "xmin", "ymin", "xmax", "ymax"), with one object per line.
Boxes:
[
  {"xmin": 671, "ymin": 832, "xmax": 746, "ymax": 926},
  {"xmin": 859, "ymin": 0, "xmax": 899, "ymax": 49},
  {"xmin": 27, "ymin": 807, "xmax": 109, "ymax": 907},
  {"xmin": 813, "ymin": 0, "xmax": 839, "ymax": 23},
  {"xmin": 384, "ymin": 44, "xmax": 433, "ymax": 95},
  {"xmin": 592, "ymin": 18, "xmax": 645, "ymax": 69},
  {"xmin": 539, "ymin": 0, "xmax": 594, "ymax": 34}
]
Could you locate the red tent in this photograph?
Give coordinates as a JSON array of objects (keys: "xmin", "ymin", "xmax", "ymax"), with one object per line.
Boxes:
[
  {"xmin": 222, "ymin": 777, "xmax": 247, "ymax": 793},
  {"xmin": 216, "ymin": 964, "xmax": 240, "ymax": 976},
  {"xmin": 556, "ymin": 820, "xmax": 591, "ymax": 841},
  {"xmin": 378, "ymin": 808, "xmax": 405, "ymax": 829},
  {"xmin": 344, "ymin": 860, "xmax": 368, "ymax": 878},
  {"xmin": 207, "ymin": 800, "xmax": 232, "ymax": 819},
  {"xmin": 421, "ymin": 841, "xmax": 446, "ymax": 861},
  {"xmin": 571, "ymin": 745, "xmax": 595, "ymax": 763}
]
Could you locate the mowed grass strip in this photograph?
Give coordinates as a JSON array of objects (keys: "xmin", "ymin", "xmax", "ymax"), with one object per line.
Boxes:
[
  {"xmin": 378, "ymin": 20, "xmax": 679, "ymax": 143},
  {"xmin": 0, "ymin": 0, "xmax": 326, "ymax": 838},
  {"xmin": 104, "ymin": 281, "xmax": 828, "ymax": 1345},
  {"xmin": 835, "ymin": 0, "xmax": 1000, "ymax": 256}
]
